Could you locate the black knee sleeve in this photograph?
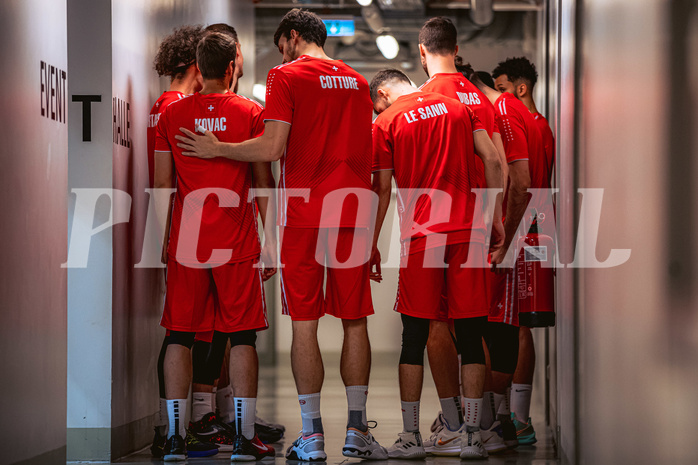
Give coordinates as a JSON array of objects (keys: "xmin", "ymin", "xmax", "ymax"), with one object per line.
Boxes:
[
  {"xmin": 157, "ymin": 336, "xmax": 168, "ymax": 398},
  {"xmin": 167, "ymin": 330, "xmax": 195, "ymax": 349},
  {"xmin": 399, "ymin": 314, "xmax": 430, "ymax": 365},
  {"xmin": 229, "ymin": 329, "xmax": 257, "ymax": 348},
  {"xmin": 192, "ymin": 340, "xmax": 213, "ymax": 385},
  {"xmin": 484, "ymin": 322, "xmax": 520, "ymax": 374},
  {"xmin": 453, "ymin": 316, "xmax": 487, "ymax": 365}
]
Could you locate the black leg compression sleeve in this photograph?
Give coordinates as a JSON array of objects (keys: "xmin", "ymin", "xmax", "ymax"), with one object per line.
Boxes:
[
  {"xmin": 192, "ymin": 340, "xmax": 213, "ymax": 385},
  {"xmin": 483, "ymin": 322, "xmax": 520, "ymax": 374},
  {"xmin": 453, "ymin": 316, "xmax": 488, "ymax": 365},
  {"xmin": 194, "ymin": 331, "xmax": 229, "ymax": 386},
  {"xmin": 229, "ymin": 329, "xmax": 257, "ymax": 348},
  {"xmin": 399, "ymin": 314, "xmax": 430, "ymax": 365},
  {"xmin": 167, "ymin": 330, "xmax": 196, "ymax": 349},
  {"xmin": 157, "ymin": 335, "xmax": 168, "ymax": 398}
]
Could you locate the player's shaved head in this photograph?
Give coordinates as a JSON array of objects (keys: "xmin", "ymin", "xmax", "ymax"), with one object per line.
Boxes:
[
  {"xmin": 196, "ymin": 32, "xmax": 237, "ymax": 80},
  {"xmin": 205, "ymin": 23, "xmax": 238, "ymax": 43},
  {"xmin": 419, "ymin": 17, "xmax": 458, "ymax": 55},
  {"xmin": 369, "ymin": 69, "xmax": 411, "ymax": 103},
  {"xmin": 274, "ymin": 8, "xmax": 327, "ymax": 48},
  {"xmin": 154, "ymin": 25, "xmax": 205, "ymax": 80}
]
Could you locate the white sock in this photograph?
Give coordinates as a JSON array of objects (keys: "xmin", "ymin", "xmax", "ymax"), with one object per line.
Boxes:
[
  {"xmin": 346, "ymin": 385, "xmax": 368, "ymax": 431},
  {"xmin": 511, "ymin": 384, "xmax": 532, "ymax": 421},
  {"xmin": 192, "ymin": 392, "xmax": 212, "ymax": 423},
  {"xmin": 493, "ymin": 392, "xmax": 506, "ymax": 417},
  {"xmin": 480, "ymin": 392, "xmax": 495, "ymax": 430},
  {"xmin": 167, "ymin": 399, "xmax": 188, "ymax": 439},
  {"xmin": 463, "ymin": 397, "xmax": 482, "ymax": 429},
  {"xmin": 211, "ymin": 387, "xmax": 217, "ymax": 414},
  {"xmin": 299, "ymin": 393, "xmax": 323, "ymax": 436},
  {"xmin": 401, "ymin": 401, "xmax": 420, "ymax": 432},
  {"xmin": 217, "ymin": 385, "xmax": 234, "ymax": 423},
  {"xmin": 158, "ymin": 397, "xmax": 168, "ymax": 434},
  {"xmin": 439, "ymin": 397, "xmax": 463, "ymax": 430},
  {"xmin": 234, "ymin": 397, "xmax": 257, "ymax": 439}
]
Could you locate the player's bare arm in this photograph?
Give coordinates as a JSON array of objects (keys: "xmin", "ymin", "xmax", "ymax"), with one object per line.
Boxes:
[
  {"xmin": 175, "ymin": 121, "xmax": 290, "ymax": 163},
  {"xmin": 491, "ymin": 131, "xmax": 509, "ymax": 191},
  {"xmin": 492, "ymin": 159, "xmax": 531, "ymax": 270},
  {"xmin": 473, "ymin": 130, "xmax": 505, "ymax": 254},
  {"xmin": 370, "ymin": 170, "xmax": 392, "ymax": 283},
  {"xmin": 251, "ymin": 162, "xmax": 277, "ymax": 281},
  {"xmin": 154, "ymin": 150, "xmax": 175, "ymax": 264}
]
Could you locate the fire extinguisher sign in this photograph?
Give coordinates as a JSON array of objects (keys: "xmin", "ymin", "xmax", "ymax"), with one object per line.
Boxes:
[{"xmin": 524, "ymin": 246, "xmax": 548, "ymax": 262}]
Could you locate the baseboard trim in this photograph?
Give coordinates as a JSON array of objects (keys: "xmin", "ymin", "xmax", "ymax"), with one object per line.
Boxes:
[{"xmin": 13, "ymin": 446, "xmax": 66, "ymax": 465}]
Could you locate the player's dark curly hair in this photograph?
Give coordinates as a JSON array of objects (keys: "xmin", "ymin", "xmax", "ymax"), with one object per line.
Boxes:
[
  {"xmin": 369, "ymin": 68, "xmax": 411, "ymax": 103},
  {"xmin": 154, "ymin": 25, "xmax": 205, "ymax": 80},
  {"xmin": 273, "ymin": 9, "xmax": 327, "ymax": 48},
  {"xmin": 492, "ymin": 56, "xmax": 538, "ymax": 89}
]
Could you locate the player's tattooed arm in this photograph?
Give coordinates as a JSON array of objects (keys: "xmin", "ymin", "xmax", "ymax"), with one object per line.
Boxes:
[
  {"xmin": 176, "ymin": 121, "xmax": 290, "ymax": 163},
  {"xmin": 154, "ymin": 151, "xmax": 175, "ymax": 264},
  {"xmin": 251, "ymin": 162, "xmax": 277, "ymax": 281},
  {"xmin": 370, "ymin": 170, "xmax": 392, "ymax": 283}
]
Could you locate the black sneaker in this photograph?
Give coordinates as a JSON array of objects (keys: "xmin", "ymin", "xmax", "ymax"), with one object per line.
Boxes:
[
  {"xmin": 163, "ymin": 434, "xmax": 186, "ymax": 462},
  {"xmin": 230, "ymin": 433, "xmax": 276, "ymax": 461},
  {"xmin": 498, "ymin": 414, "xmax": 518, "ymax": 449},
  {"xmin": 150, "ymin": 427, "xmax": 166, "ymax": 458},
  {"xmin": 190, "ymin": 412, "xmax": 236, "ymax": 451},
  {"xmin": 255, "ymin": 416, "xmax": 285, "ymax": 444},
  {"xmin": 185, "ymin": 430, "xmax": 219, "ymax": 458}
]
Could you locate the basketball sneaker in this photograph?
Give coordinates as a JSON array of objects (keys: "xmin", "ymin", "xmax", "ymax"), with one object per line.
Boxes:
[
  {"xmin": 163, "ymin": 434, "xmax": 186, "ymax": 462},
  {"xmin": 512, "ymin": 414, "xmax": 537, "ymax": 445},
  {"xmin": 285, "ymin": 433, "xmax": 327, "ymax": 461},
  {"xmin": 498, "ymin": 414, "xmax": 518, "ymax": 448},
  {"xmin": 459, "ymin": 426, "xmax": 488, "ymax": 460},
  {"xmin": 150, "ymin": 427, "xmax": 166, "ymax": 458},
  {"xmin": 190, "ymin": 412, "xmax": 236, "ymax": 451},
  {"xmin": 185, "ymin": 430, "xmax": 219, "ymax": 458},
  {"xmin": 480, "ymin": 421, "xmax": 507, "ymax": 454},
  {"xmin": 424, "ymin": 422, "xmax": 461, "ymax": 456},
  {"xmin": 386, "ymin": 431, "xmax": 426, "ymax": 459},
  {"xmin": 342, "ymin": 427, "xmax": 388, "ymax": 460},
  {"xmin": 255, "ymin": 416, "xmax": 285, "ymax": 443},
  {"xmin": 230, "ymin": 434, "xmax": 275, "ymax": 461}
]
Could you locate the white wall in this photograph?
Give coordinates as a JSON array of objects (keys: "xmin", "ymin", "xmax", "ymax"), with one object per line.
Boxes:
[
  {"xmin": 66, "ymin": 0, "xmax": 258, "ymax": 460},
  {"xmin": 0, "ymin": 0, "xmax": 68, "ymax": 464}
]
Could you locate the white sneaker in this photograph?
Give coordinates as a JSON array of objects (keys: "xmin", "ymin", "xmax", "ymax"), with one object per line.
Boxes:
[
  {"xmin": 430, "ymin": 411, "xmax": 445, "ymax": 433},
  {"xmin": 285, "ymin": 433, "xmax": 327, "ymax": 462},
  {"xmin": 386, "ymin": 431, "xmax": 426, "ymax": 459},
  {"xmin": 343, "ymin": 428, "xmax": 388, "ymax": 460},
  {"xmin": 481, "ymin": 421, "xmax": 507, "ymax": 454},
  {"xmin": 424, "ymin": 422, "xmax": 461, "ymax": 456},
  {"xmin": 459, "ymin": 426, "xmax": 488, "ymax": 460}
]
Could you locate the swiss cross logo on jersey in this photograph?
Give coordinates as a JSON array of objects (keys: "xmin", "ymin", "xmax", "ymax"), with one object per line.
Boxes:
[
  {"xmin": 207, "ymin": 104, "xmax": 215, "ymax": 112},
  {"xmin": 459, "ymin": 81, "xmax": 465, "ymax": 87},
  {"xmin": 417, "ymin": 97, "xmax": 423, "ymax": 102},
  {"xmin": 332, "ymin": 66, "xmax": 338, "ymax": 71}
]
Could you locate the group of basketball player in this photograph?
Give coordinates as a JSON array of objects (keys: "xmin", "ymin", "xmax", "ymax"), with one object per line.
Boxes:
[{"xmin": 147, "ymin": 8, "xmax": 554, "ymax": 462}]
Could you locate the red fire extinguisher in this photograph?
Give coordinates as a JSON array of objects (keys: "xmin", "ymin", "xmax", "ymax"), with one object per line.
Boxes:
[{"xmin": 515, "ymin": 222, "xmax": 555, "ymax": 327}]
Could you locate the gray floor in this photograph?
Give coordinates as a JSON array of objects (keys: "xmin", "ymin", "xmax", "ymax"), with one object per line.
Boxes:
[{"xmin": 116, "ymin": 353, "xmax": 558, "ymax": 464}]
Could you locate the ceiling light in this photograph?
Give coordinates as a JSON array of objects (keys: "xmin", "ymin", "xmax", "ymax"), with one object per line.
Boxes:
[
  {"xmin": 356, "ymin": 0, "xmax": 372, "ymax": 6},
  {"xmin": 252, "ymin": 84, "xmax": 266, "ymax": 102},
  {"xmin": 376, "ymin": 34, "xmax": 399, "ymax": 60}
]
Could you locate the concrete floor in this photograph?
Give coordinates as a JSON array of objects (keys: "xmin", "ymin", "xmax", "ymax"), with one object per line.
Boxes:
[{"xmin": 115, "ymin": 353, "xmax": 558, "ymax": 464}]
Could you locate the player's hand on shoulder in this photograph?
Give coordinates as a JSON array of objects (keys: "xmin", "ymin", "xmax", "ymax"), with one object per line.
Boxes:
[{"xmin": 175, "ymin": 127, "xmax": 221, "ymax": 159}]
